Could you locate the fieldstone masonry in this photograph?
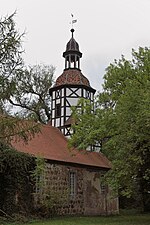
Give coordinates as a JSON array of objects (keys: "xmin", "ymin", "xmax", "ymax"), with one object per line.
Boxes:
[{"xmin": 37, "ymin": 162, "xmax": 119, "ymax": 216}]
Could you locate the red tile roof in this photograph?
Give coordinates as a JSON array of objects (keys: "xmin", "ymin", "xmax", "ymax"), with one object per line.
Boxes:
[
  {"xmin": 11, "ymin": 125, "xmax": 111, "ymax": 170},
  {"xmin": 55, "ymin": 69, "xmax": 90, "ymax": 87}
]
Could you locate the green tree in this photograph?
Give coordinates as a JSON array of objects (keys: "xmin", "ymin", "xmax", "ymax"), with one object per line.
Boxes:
[
  {"xmin": 0, "ymin": 13, "xmax": 55, "ymax": 143},
  {"xmin": 7, "ymin": 64, "xmax": 55, "ymax": 124},
  {"xmin": 0, "ymin": 13, "xmax": 23, "ymax": 70},
  {"xmin": 0, "ymin": 143, "xmax": 36, "ymax": 216},
  {"xmin": 0, "ymin": 13, "xmax": 39, "ymax": 142},
  {"xmin": 0, "ymin": 13, "xmax": 23, "ymax": 105},
  {"xmin": 0, "ymin": 13, "xmax": 55, "ymax": 124},
  {"xmin": 70, "ymin": 47, "xmax": 150, "ymax": 211}
]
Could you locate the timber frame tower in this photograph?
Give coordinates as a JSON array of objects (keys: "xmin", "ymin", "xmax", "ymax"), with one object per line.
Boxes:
[{"xmin": 49, "ymin": 28, "xmax": 96, "ymax": 138}]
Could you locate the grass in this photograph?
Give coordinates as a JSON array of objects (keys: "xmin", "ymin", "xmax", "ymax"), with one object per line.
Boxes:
[{"xmin": 1, "ymin": 214, "xmax": 150, "ymax": 225}]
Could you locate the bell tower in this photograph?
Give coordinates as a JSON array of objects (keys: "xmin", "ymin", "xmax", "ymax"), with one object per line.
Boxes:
[{"xmin": 49, "ymin": 29, "xmax": 96, "ymax": 138}]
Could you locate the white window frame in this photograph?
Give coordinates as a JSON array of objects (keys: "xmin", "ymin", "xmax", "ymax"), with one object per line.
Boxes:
[{"xmin": 69, "ymin": 172, "xmax": 76, "ymax": 197}]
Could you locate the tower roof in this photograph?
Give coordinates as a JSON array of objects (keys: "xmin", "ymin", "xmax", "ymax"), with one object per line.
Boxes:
[
  {"xmin": 66, "ymin": 29, "xmax": 80, "ymax": 51},
  {"xmin": 55, "ymin": 69, "xmax": 90, "ymax": 87},
  {"xmin": 49, "ymin": 28, "xmax": 95, "ymax": 92},
  {"xmin": 63, "ymin": 29, "xmax": 82, "ymax": 58}
]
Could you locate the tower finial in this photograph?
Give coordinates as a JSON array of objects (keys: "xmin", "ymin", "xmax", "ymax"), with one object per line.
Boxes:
[
  {"xmin": 70, "ymin": 14, "xmax": 77, "ymax": 29},
  {"xmin": 70, "ymin": 28, "xmax": 74, "ymax": 38}
]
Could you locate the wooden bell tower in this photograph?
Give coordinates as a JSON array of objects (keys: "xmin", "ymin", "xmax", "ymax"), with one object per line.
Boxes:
[{"xmin": 49, "ymin": 29, "xmax": 96, "ymax": 138}]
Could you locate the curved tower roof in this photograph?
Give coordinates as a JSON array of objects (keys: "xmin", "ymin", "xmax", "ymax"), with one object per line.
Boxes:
[
  {"xmin": 51, "ymin": 28, "xmax": 94, "ymax": 90},
  {"xmin": 63, "ymin": 28, "xmax": 82, "ymax": 57}
]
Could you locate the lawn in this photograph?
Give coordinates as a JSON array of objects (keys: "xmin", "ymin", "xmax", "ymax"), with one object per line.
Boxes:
[{"xmin": 2, "ymin": 214, "xmax": 150, "ymax": 225}]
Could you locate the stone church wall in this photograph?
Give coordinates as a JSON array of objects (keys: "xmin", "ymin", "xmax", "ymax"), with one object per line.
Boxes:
[
  {"xmin": 83, "ymin": 169, "xmax": 119, "ymax": 215},
  {"xmin": 36, "ymin": 162, "xmax": 119, "ymax": 216}
]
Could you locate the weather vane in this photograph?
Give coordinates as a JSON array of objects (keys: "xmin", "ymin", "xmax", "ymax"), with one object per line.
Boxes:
[{"xmin": 70, "ymin": 14, "xmax": 77, "ymax": 29}]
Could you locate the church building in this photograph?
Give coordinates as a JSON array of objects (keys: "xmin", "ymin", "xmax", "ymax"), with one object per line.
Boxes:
[{"xmin": 12, "ymin": 28, "xmax": 119, "ymax": 216}]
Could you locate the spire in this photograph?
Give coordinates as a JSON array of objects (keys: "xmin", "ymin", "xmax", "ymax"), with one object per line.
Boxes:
[
  {"xmin": 71, "ymin": 28, "xmax": 74, "ymax": 38},
  {"xmin": 63, "ymin": 28, "xmax": 82, "ymax": 70}
]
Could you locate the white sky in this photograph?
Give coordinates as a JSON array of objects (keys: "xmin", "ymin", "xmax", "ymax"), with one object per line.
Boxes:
[{"xmin": 1, "ymin": 0, "xmax": 150, "ymax": 91}]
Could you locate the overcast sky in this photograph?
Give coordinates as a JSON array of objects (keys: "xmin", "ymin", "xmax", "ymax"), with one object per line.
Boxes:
[{"xmin": 1, "ymin": 0, "xmax": 150, "ymax": 91}]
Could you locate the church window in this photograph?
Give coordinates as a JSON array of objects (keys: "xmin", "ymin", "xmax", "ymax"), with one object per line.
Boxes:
[
  {"xmin": 55, "ymin": 103, "xmax": 61, "ymax": 117},
  {"xmin": 69, "ymin": 172, "xmax": 76, "ymax": 197},
  {"xmin": 100, "ymin": 174, "xmax": 107, "ymax": 194}
]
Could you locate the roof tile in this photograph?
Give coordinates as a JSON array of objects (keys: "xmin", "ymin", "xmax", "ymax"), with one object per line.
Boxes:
[{"xmin": 11, "ymin": 125, "xmax": 111, "ymax": 169}]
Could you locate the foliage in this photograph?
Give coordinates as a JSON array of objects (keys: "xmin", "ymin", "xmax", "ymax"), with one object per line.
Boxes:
[
  {"xmin": 0, "ymin": 12, "xmax": 22, "ymax": 71},
  {"xmin": 0, "ymin": 13, "xmax": 41, "ymax": 141},
  {"xmin": 69, "ymin": 99, "xmax": 101, "ymax": 149},
  {"xmin": 0, "ymin": 12, "xmax": 24, "ymax": 108},
  {"xmin": 0, "ymin": 14, "xmax": 55, "ymax": 124},
  {"xmin": 32, "ymin": 157, "xmax": 68, "ymax": 217},
  {"xmin": 70, "ymin": 47, "xmax": 150, "ymax": 211},
  {"xmin": 7, "ymin": 64, "xmax": 55, "ymax": 124},
  {"xmin": 0, "ymin": 114, "xmax": 40, "ymax": 143},
  {"xmin": 0, "ymin": 143, "xmax": 35, "ymax": 216},
  {"xmin": 32, "ymin": 156, "xmax": 46, "ymax": 194}
]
